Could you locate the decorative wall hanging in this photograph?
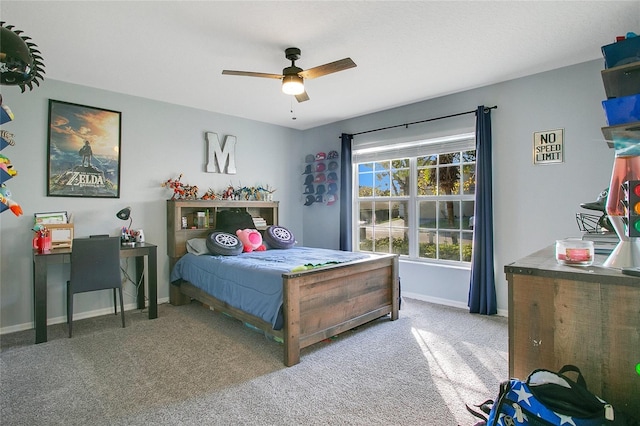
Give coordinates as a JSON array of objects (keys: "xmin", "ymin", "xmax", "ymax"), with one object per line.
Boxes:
[
  {"xmin": 205, "ymin": 132, "xmax": 237, "ymax": 174},
  {"xmin": 1, "ymin": 19, "xmax": 46, "ymax": 215},
  {"xmin": 533, "ymin": 129, "xmax": 564, "ymax": 165},
  {"xmin": 0, "ymin": 96, "xmax": 23, "ymax": 216},
  {"xmin": 47, "ymin": 100, "xmax": 122, "ymax": 198},
  {"xmin": 0, "ymin": 21, "xmax": 45, "ymax": 92},
  {"xmin": 302, "ymin": 150, "xmax": 339, "ymax": 206}
]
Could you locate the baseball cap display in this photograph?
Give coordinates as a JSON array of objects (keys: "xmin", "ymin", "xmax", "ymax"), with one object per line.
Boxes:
[{"xmin": 302, "ymin": 151, "xmax": 339, "ymax": 206}]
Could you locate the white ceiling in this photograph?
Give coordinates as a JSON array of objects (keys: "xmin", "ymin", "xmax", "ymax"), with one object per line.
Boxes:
[{"xmin": 3, "ymin": 1, "xmax": 639, "ymax": 130}]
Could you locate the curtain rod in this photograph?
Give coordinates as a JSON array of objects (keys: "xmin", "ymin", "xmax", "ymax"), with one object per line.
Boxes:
[{"xmin": 345, "ymin": 105, "xmax": 497, "ymax": 138}]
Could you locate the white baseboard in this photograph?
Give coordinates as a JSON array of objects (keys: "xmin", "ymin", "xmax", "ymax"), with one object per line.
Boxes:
[
  {"xmin": 0, "ymin": 297, "xmax": 170, "ymax": 335},
  {"xmin": 402, "ymin": 291, "xmax": 508, "ymax": 317},
  {"xmin": 2, "ymin": 293, "xmax": 506, "ymax": 336}
]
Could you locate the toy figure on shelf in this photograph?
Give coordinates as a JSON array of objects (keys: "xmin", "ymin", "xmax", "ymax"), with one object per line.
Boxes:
[
  {"xmin": 183, "ymin": 184, "xmax": 198, "ymax": 199},
  {"xmin": 0, "ymin": 184, "xmax": 22, "ymax": 216},
  {"xmin": 256, "ymin": 185, "xmax": 276, "ymax": 201},
  {"xmin": 161, "ymin": 174, "xmax": 185, "ymax": 199},
  {"xmin": 201, "ymin": 188, "xmax": 217, "ymax": 200},
  {"xmin": 0, "ymin": 130, "xmax": 15, "ymax": 147},
  {"xmin": 222, "ymin": 185, "xmax": 235, "ymax": 200},
  {"xmin": 0, "ymin": 153, "xmax": 17, "ymax": 179},
  {"xmin": 264, "ymin": 185, "xmax": 276, "ymax": 201}
]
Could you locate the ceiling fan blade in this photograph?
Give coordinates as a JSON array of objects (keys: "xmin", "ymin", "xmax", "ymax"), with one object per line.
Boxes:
[
  {"xmin": 222, "ymin": 70, "xmax": 283, "ymax": 79},
  {"xmin": 295, "ymin": 91, "xmax": 310, "ymax": 103},
  {"xmin": 299, "ymin": 58, "xmax": 356, "ymax": 80}
]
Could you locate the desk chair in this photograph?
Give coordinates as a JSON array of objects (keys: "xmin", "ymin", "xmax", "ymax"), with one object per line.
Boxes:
[{"xmin": 67, "ymin": 236, "xmax": 125, "ymax": 337}]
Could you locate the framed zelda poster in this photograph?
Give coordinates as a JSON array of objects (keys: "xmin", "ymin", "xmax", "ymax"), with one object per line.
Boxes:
[{"xmin": 47, "ymin": 99, "xmax": 121, "ymax": 198}]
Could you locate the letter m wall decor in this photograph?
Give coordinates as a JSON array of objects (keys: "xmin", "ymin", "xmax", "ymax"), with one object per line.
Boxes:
[{"xmin": 206, "ymin": 132, "xmax": 237, "ymax": 174}]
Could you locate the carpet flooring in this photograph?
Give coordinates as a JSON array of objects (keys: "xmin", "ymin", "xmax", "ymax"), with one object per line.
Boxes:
[{"xmin": 0, "ymin": 298, "xmax": 508, "ymax": 425}]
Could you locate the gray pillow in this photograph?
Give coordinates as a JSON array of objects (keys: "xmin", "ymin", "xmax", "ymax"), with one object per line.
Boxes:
[
  {"xmin": 205, "ymin": 231, "xmax": 243, "ymax": 256},
  {"xmin": 186, "ymin": 238, "xmax": 210, "ymax": 255},
  {"xmin": 264, "ymin": 225, "xmax": 296, "ymax": 249}
]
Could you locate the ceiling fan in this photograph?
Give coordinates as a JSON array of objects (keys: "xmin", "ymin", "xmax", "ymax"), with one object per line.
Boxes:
[{"xmin": 222, "ymin": 47, "xmax": 356, "ymax": 102}]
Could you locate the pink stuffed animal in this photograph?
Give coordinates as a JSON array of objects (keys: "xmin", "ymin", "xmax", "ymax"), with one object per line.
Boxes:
[{"xmin": 236, "ymin": 228, "xmax": 266, "ymax": 252}]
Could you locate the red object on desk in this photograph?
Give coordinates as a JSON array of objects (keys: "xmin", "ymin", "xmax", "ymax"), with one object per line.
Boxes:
[{"xmin": 32, "ymin": 234, "xmax": 52, "ymax": 253}]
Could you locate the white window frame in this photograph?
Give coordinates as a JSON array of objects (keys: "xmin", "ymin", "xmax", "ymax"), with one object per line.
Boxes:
[{"xmin": 352, "ymin": 132, "xmax": 476, "ymax": 265}]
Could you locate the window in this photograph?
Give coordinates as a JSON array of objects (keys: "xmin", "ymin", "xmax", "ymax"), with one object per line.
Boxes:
[{"xmin": 354, "ymin": 133, "xmax": 475, "ymax": 264}]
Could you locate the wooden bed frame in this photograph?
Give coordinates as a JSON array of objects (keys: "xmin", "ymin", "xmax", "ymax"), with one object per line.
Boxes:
[
  {"xmin": 170, "ymin": 253, "xmax": 399, "ymax": 366},
  {"xmin": 166, "ymin": 200, "xmax": 399, "ymax": 366}
]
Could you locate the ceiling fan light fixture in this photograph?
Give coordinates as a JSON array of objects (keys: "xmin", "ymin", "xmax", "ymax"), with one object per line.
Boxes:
[{"xmin": 282, "ymin": 74, "xmax": 304, "ymax": 95}]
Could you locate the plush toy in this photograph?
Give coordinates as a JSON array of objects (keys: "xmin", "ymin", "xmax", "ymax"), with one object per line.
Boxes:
[
  {"xmin": 0, "ymin": 184, "xmax": 23, "ymax": 216},
  {"xmin": 235, "ymin": 228, "xmax": 266, "ymax": 252}
]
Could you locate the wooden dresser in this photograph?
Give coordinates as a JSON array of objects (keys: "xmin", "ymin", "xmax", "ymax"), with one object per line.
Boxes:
[{"xmin": 504, "ymin": 245, "xmax": 640, "ymax": 419}]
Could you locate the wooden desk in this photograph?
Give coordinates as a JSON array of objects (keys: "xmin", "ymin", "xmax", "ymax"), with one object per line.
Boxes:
[
  {"xmin": 32, "ymin": 242, "xmax": 158, "ymax": 344},
  {"xmin": 505, "ymin": 245, "xmax": 640, "ymax": 419}
]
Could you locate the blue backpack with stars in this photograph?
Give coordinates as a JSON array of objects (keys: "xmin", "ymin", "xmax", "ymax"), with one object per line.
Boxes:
[{"xmin": 467, "ymin": 365, "xmax": 638, "ymax": 426}]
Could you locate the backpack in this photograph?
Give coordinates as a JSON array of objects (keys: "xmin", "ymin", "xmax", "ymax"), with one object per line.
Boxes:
[{"xmin": 467, "ymin": 365, "xmax": 639, "ymax": 426}]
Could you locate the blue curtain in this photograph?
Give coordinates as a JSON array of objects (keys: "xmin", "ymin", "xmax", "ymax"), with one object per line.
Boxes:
[
  {"xmin": 339, "ymin": 133, "xmax": 353, "ymax": 251},
  {"xmin": 468, "ymin": 106, "xmax": 497, "ymax": 315}
]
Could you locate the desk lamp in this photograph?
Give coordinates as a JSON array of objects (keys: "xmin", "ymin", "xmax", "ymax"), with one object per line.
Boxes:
[{"xmin": 116, "ymin": 206, "xmax": 134, "ymax": 245}]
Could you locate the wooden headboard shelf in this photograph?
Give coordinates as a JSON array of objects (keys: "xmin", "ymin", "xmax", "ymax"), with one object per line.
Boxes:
[{"xmin": 166, "ymin": 199, "xmax": 279, "ymax": 260}]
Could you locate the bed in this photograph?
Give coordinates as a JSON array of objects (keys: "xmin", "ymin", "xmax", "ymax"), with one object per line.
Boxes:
[{"xmin": 168, "ymin": 240, "xmax": 399, "ymax": 367}]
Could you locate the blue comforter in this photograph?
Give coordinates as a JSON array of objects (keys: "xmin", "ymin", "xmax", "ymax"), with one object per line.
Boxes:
[{"xmin": 170, "ymin": 247, "xmax": 371, "ymax": 328}]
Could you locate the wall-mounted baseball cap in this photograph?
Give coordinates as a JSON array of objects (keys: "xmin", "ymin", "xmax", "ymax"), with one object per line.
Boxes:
[
  {"xmin": 328, "ymin": 161, "xmax": 338, "ymax": 171},
  {"xmin": 327, "ymin": 172, "xmax": 338, "ymax": 182},
  {"xmin": 325, "ymin": 194, "xmax": 338, "ymax": 206},
  {"xmin": 304, "ymin": 195, "xmax": 315, "ymax": 206},
  {"xmin": 305, "ymin": 154, "xmax": 315, "ymax": 163},
  {"xmin": 304, "ymin": 184, "xmax": 314, "ymax": 194},
  {"xmin": 327, "ymin": 150, "xmax": 339, "ymax": 159},
  {"xmin": 302, "ymin": 164, "xmax": 313, "ymax": 174},
  {"xmin": 314, "ymin": 173, "xmax": 326, "ymax": 183},
  {"xmin": 315, "ymin": 195, "xmax": 323, "ymax": 203},
  {"xmin": 304, "ymin": 174, "xmax": 314, "ymax": 185},
  {"xmin": 316, "ymin": 184, "xmax": 326, "ymax": 195},
  {"xmin": 327, "ymin": 182, "xmax": 338, "ymax": 194},
  {"xmin": 316, "ymin": 162, "xmax": 326, "ymax": 172},
  {"xmin": 315, "ymin": 152, "xmax": 326, "ymax": 161}
]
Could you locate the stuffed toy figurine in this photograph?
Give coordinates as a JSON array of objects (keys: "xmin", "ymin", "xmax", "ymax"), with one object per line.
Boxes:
[
  {"xmin": 0, "ymin": 184, "xmax": 22, "ymax": 216},
  {"xmin": 235, "ymin": 228, "xmax": 266, "ymax": 252}
]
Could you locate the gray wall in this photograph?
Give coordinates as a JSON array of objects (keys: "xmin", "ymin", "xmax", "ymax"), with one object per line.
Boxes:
[
  {"xmin": 0, "ymin": 58, "xmax": 612, "ymax": 332},
  {"xmin": 301, "ymin": 59, "xmax": 612, "ymax": 313},
  {"xmin": 0, "ymin": 81, "xmax": 304, "ymax": 332}
]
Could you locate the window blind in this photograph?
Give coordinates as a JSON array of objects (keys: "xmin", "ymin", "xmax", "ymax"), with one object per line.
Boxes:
[{"xmin": 352, "ymin": 132, "xmax": 476, "ymax": 163}]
